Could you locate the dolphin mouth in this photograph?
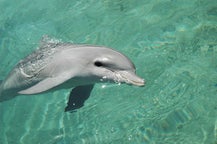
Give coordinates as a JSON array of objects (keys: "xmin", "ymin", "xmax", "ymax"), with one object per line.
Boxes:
[{"xmin": 114, "ymin": 71, "xmax": 145, "ymax": 86}]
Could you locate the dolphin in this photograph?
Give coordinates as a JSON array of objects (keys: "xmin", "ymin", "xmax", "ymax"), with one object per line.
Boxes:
[{"xmin": 0, "ymin": 36, "xmax": 144, "ymax": 112}]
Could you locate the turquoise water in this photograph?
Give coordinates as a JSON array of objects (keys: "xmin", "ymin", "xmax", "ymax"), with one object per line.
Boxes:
[{"xmin": 0, "ymin": 0, "xmax": 217, "ymax": 143}]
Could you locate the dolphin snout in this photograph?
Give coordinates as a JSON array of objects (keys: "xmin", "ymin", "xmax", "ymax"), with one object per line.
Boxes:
[{"xmin": 118, "ymin": 71, "xmax": 145, "ymax": 86}]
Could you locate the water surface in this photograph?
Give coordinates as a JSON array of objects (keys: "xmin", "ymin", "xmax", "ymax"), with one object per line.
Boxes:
[{"xmin": 0, "ymin": 0, "xmax": 217, "ymax": 143}]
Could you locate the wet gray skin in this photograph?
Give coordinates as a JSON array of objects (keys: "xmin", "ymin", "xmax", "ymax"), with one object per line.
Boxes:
[{"xmin": 0, "ymin": 37, "xmax": 144, "ymax": 112}]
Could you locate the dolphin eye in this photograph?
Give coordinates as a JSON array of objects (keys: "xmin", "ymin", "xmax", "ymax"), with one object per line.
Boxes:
[{"xmin": 94, "ymin": 61, "xmax": 103, "ymax": 67}]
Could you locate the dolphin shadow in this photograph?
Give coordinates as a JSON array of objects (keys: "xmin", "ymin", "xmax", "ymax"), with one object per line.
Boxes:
[{"xmin": 64, "ymin": 84, "xmax": 94, "ymax": 112}]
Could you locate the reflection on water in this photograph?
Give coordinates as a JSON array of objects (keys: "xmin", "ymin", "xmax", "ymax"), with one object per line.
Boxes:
[{"xmin": 0, "ymin": 0, "xmax": 217, "ymax": 143}]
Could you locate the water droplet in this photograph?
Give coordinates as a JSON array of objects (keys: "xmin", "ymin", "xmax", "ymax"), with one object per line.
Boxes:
[
  {"xmin": 128, "ymin": 135, "xmax": 132, "ymax": 141},
  {"xmin": 101, "ymin": 85, "xmax": 106, "ymax": 88}
]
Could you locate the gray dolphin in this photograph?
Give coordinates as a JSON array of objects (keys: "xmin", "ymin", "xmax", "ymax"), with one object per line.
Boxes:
[{"xmin": 0, "ymin": 36, "xmax": 144, "ymax": 112}]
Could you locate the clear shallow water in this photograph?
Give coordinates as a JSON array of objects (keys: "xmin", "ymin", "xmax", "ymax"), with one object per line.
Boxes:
[{"xmin": 0, "ymin": 0, "xmax": 217, "ymax": 143}]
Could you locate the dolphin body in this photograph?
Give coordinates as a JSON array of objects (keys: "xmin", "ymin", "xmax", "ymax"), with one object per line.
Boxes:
[{"xmin": 0, "ymin": 37, "xmax": 144, "ymax": 112}]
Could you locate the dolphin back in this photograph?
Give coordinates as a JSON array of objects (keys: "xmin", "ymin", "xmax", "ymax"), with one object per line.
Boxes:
[
  {"xmin": 0, "ymin": 79, "xmax": 19, "ymax": 102},
  {"xmin": 0, "ymin": 68, "xmax": 33, "ymax": 102}
]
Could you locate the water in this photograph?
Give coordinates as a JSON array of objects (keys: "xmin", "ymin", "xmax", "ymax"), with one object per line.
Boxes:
[{"xmin": 0, "ymin": 0, "xmax": 217, "ymax": 143}]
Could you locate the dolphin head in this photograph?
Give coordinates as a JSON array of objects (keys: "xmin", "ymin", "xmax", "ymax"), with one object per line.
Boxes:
[{"xmin": 78, "ymin": 46, "xmax": 145, "ymax": 86}]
